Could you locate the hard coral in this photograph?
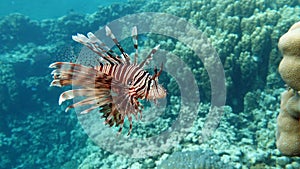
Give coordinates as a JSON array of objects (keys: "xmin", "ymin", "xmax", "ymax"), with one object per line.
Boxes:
[
  {"xmin": 277, "ymin": 21, "xmax": 300, "ymax": 156},
  {"xmin": 278, "ymin": 21, "xmax": 300, "ymax": 91},
  {"xmin": 157, "ymin": 149, "xmax": 234, "ymax": 169},
  {"xmin": 276, "ymin": 90, "xmax": 300, "ymax": 156}
]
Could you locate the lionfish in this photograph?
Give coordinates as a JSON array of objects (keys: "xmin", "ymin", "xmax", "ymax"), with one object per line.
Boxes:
[{"xmin": 49, "ymin": 26, "xmax": 166, "ymax": 135}]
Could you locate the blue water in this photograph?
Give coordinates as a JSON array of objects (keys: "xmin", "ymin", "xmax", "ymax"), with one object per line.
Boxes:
[
  {"xmin": 0, "ymin": 0, "xmax": 300, "ymax": 168},
  {"xmin": 0, "ymin": 0, "xmax": 127, "ymax": 20}
]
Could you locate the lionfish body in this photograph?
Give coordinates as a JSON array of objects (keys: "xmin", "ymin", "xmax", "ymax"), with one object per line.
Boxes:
[{"xmin": 50, "ymin": 26, "xmax": 166, "ymax": 135}]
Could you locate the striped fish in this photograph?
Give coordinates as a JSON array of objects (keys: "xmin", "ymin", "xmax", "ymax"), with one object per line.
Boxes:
[{"xmin": 49, "ymin": 26, "xmax": 166, "ymax": 135}]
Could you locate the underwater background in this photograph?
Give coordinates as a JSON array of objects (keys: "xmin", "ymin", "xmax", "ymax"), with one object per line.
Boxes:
[{"xmin": 0, "ymin": 0, "xmax": 300, "ymax": 168}]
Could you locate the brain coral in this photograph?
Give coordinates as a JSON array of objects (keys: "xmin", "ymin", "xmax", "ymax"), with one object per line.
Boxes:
[{"xmin": 157, "ymin": 149, "xmax": 233, "ymax": 169}]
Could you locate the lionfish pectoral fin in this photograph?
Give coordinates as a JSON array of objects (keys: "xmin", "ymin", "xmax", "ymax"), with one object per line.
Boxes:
[
  {"xmin": 49, "ymin": 62, "xmax": 61, "ymax": 68},
  {"xmin": 80, "ymin": 105, "xmax": 100, "ymax": 114},
  {"xmin": 127, "ymin": 115, "xmax": 133, "ymax": 136},
  {"xmin": 59, "ymin": 90, "xmax": 75, "ymax": 105},
  {"xmin": 65, "ymin": 105, "xmax": 74, "ymax": 112},
  {"xmin": 117, "ymin": 121, "xmax": 124, "ymax": 135},
  {"xmin": 50, "ymin": 79, "xmax": 62, "ymax": 87},
  {"xmin": 152, "ymin": 99, "xmax": 158, "ymax": 105}
]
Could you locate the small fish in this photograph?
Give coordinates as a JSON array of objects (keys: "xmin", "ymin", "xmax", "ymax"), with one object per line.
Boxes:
[{"xmin": 49, "ymin": 26, "xmax": 166, "ymax": 135}]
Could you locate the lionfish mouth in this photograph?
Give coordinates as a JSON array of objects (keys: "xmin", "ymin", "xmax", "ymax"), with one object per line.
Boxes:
[{"xmin": 49, "ymin": 26, "xmax": 166, "ymax": 135}]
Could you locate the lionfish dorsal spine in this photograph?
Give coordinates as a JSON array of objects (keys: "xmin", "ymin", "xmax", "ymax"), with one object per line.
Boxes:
[
  {"xmin": 139, "ymin": 44, "xmax": 160, "ymax": 68},
  {"xmin": 105, "ymin": 26, "xmax": 131, "ymax": 64},
  {"xmin": 72, "ymin": 32, "xmax": 122, "ymax": 65},
  {"xmin": 131, "ymin": 26, "xmax": 138, "ymax": 65},
  {"xmin": 86, "ymin": 32, "xmax": 123, "ymax": 64}
]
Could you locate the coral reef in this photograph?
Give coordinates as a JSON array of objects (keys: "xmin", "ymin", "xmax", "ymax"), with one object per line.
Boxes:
[
  {"xmin": 157, "ymin": 149, "xmax": 233, "ymax": 169},
  {"xmin": 0, "ymin": 13, "xmax": 44, "ymax": 52},
  {"xmin": 278, "ymin": 21, "xmax": 300, "ymax": 91},
  {"xmin": 277, "ymin": 90, "xmax": 300, "ymax": 156},
  {"xmin": 1, "ymin": 0, "xmax": 300, "ymax": 168},
  {"xmin": 139, "ymin": 0, "xmax": 300, "ymax": 112},
  {"xmin": 276, "ymin": 21, "xmax": 300, "ymax": 156},
  {"xmin": 0, "ymin": 2, "xmax": 144, "ymax": 168}
]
